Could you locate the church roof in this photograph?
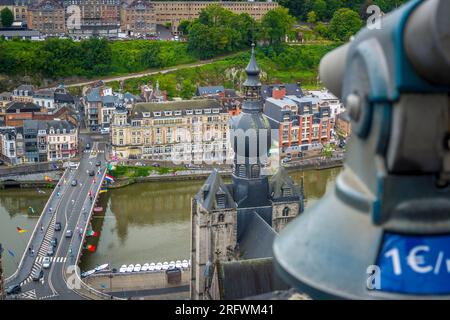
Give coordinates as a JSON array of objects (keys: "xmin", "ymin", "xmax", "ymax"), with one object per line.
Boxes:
[
  {"xmin": 243, "ymin": 44, "xmax": 261, "ymax": 87},
  {"xmin": 216, "ymin": 258, "xmax": 290, "ymax": 300},
  {"xmin": 195, "ymin": 169, "xmax": 236, "ymax": 211},
  {"xmin": 269, "ymin": 167, "xmax": 302, "ymax": 201},
  {"xmin": 238, "ymin": 211, "xmax": 276, "ymax": 260}
]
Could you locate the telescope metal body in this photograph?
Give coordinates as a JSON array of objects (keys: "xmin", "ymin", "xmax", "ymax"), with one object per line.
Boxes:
[{"xmin": 274, "ymin": 0, "xmax": 450, "ymax": 299}]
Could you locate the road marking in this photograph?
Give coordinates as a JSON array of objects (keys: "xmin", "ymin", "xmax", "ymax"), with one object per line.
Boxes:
[{"xmin": 17, "ymin": 289, "xmax": 37, "ymax": 300}]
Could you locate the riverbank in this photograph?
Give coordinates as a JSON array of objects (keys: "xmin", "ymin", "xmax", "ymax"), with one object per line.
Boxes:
[{"xmin": 107, "ymin": 158, "xmax": 343, "ymax": 190}]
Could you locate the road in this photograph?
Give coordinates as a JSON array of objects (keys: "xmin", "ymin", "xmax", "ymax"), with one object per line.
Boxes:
[
  {"xmin": 55, "ymin": 51, "xmax": 244, "ymax": 89},
  {"xmin": 6, "ymin": 136, "xmax": 107, "ymax": 300}
]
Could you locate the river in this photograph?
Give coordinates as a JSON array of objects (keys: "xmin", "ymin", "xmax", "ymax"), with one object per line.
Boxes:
[{"xmin": 0, "ymin": 168, "xmax": 341, "ymax": 276}]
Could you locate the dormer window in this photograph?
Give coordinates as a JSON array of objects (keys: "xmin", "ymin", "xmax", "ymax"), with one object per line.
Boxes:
[
  {"xmin": 204, "ymin": 109, "xmax": 211, "ymax": 114},
  {"xmin": 186, "ymin": 110, "xmax": 193, "ymax": 115},
  {"xmin": 212, "ymin": 108, "xmax": 220, "ymax": 114},
  {"xmin": 174, "ymin": 110, "xmax": 181, "ymax": 116},
  {"xmin": 195, "ymin": 109, "xmax": 202, "ymax": 115},
  {"xmin": 164, "ymin": 111, "xmax": 172, "ymax": 116},
  {"xmin": 154, "ymin": 112, "xmax": 161, "ymax": 117}
]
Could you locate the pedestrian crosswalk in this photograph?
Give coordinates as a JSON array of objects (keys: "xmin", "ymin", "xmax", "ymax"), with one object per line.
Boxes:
[
  {"xmin": 16, "ymin": 289, "xmax": 37, "ymax": 300},
  {"xmin": 36, "ymin": 256, "xmax": 67, "ymax": 263},
  {"xmin": 84, "ymin": 150, "xmax": 105, "ymax": 154},
  {"xmin": 39, "ymin": 293, "xmax": 59, "ymax": 300}
]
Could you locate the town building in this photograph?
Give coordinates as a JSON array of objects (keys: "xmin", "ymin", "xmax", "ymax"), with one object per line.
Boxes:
[
  {"xmin": 152, "ymin": 1, "xmax": 278, "ymax": 34},
  {"xmin": 111, "ymin": 99, "xmax": 231, "ymax": 161},
  {"xmin": 335, "ymin": 111, "xmax": 351, "ymax": 139},
  {"xmin": 27, "ymin": 0, "xmax": 66, "ymax": 36},
  {"xmin": 261, "ymin": 83, "xmax": 304, "ymax": 100},
  {"xmin": 120, "ymin": 0, "xmax": 156, "ymax": 36},
  {"xmin": 0, "ymin": 92, "xmax": 12, "ymax": 112},
  {"xmin": 23, "ymin": 120, "xmax": 78, "ymax": 162},
  {"xmin": 4, "ymin": 101, "xmax": 42, "ymax": 127},
  {"xmin": 264, "ymin": 92, "xmax": 331, "ymax": 161},
  {"xmin": 190, "ymin": 45, "xmax": 304, "ymax": 300},
  {"xmin": 11, "ymin": 85, "xmax": 34, "ymax": 103},
  {"xmin": 0, "ymin": 126, "xmax": 24, "ymax": 165},
  {"xmin": 13, "ymin": 0, "xmax": 30, "ymax": 23},
  {"xmin": 309, "ymin": 89, "xmax": 345, "ymax": 121},
  {"xmin": 33, "ymin": 89, "xmax": 55, "ymax": 111},
  {"xmin": 63, "ymin": 0, "xmax": 121, "ymax": 38}
]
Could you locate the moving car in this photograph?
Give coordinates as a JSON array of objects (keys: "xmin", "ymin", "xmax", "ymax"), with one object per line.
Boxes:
[
  {"xmin": 95, "ymin": 160, "xmax": 101, "ymax": 167},
  {"xmin": 32, "ymin": 267, "xmax": 44, "ymax": 281},
  {"xmin": 89, "ymin": 170, "xmax": 95, "ymax": 176},
  {"xmin": 42, "ymin": 257, "xmax": 51, "ymax": 269},
  {"xmin": 51, "ymin": 237, "xmax": 57, "ymax": 247},
  {"xmin": 54, "ymin": 222, "xmax": 61, "ymax": 231},
  {"xmin": 65, "ymin": 230, "xmax": 72, "ymax": 238},
  {"xmin": 71, "ymin": 179, "xmax": 77, "ymax": 186},
  {"xmin": 85, "ymin": 143, "xmax": 91, "ymax": 150},
  {"xmin": 47, "ymin": 247, "xmax": 54, "ymax": 256},
  {"xmin": 6, "ymin": 284, "xmax": 21, "ymax": 295}
]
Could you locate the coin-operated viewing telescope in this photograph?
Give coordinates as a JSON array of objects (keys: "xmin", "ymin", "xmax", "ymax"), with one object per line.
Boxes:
[{"xmin": 274, "ymin": 0, "xmax": 450, "ymax": 299}]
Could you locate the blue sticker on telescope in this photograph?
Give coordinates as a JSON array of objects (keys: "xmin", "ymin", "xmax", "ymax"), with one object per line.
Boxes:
[{"xmin": 376, "ymin": 233, "xmax": 450, "ymax": 294}]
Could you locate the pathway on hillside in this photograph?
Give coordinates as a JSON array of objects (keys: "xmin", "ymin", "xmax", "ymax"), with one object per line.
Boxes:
[{"xmin": 50, "ymin": 51, "xmax": 244, "ymax": 90}]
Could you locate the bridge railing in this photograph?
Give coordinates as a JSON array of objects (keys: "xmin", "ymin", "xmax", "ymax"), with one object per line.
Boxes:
[
  {"xmin": 68, "ymin": 166, "xmax": 125, "ymax": 300},
  {"xmin": 5, "ymin": 168, "xmax": 71, "ymax": 284}
]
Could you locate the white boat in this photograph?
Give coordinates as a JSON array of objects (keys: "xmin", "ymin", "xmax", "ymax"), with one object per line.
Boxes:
[
  {"xmin": 175, "ymin": 260, "xmax": 182, "ymax": 268},
  {"xmin": 169, "ymin": 261, "xmax": 176, "ymax": 268},
  {"xmin": 95, "ymin": 264, "xmax": 109, "ymax": 272},
  {"xmin": 81, "ymin": 269, "xmax": 96, "ymax": 278},
  {"xmin": 149, "ymin": 263, "xmax": 155, "ymax": 271},
  {"xmin": 162, "ymin": 262, "xmax": 169, "ymax": 270},
  {"xmin": 126, "ymin": 264, "xmax": 134, "ymax": 272},
  {"xmin": 155, "ymin": 262, "xmax": 162, "ymax": 271},
  {"xmin": 182, "ymin": 260, "xmax": 189, "ymax": 268},
  {"xmin": 141, "ymin": 263, "xmax": 149, "ymax": 271},
  {"xmin": 119, "ymin": 265, "xmax": 127, "ymax": 273},
  {"xmin": 134, "ymin": 264, "xmax": 142, "ymax": 272}
]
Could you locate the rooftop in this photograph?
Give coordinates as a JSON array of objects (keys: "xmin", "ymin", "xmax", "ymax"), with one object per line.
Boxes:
[{"xmin": 133, "ymin": 99, "xmax": 222, "ymax": 114}]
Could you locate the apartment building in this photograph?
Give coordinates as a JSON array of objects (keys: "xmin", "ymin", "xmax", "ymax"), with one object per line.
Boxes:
[
  {"xmin": 27, "ymin": 0, "xmax": 66, "ymax": 36},
  {"xmin": 264, "ymin": 92, "xmax": 331, "ymax": 160},
  {"xmin": 23, "ymin": 120, "xmax": 78, "ymax": 162},
  {"xmin": 152, "ymin": 1, "xmax": 278, "ymax": 34},
  {"xmin": 0, "ymin": 126, "xmax": 24, "ymax": 165},
  {"xmin": 111, "ymin": 99, "xmax": 231, "ymax": 162},
  {"xmin": 11, "ymin": 85, "xmax": 34, "ymax": 103},
  {"xmin": 120, "ymin": 0, "xmax": 156, "ymax": 36}
]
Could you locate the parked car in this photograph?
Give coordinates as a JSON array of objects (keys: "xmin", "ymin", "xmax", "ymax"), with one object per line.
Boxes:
[
  {"xmin": 6, "ymin": 284, "xmax": 21, "ymax": 295},
  {"xmin": 133, "ymin": 264, "xmax": 142, "ymax": 272},
  {"xmin": 71, "ymin": 179, "xmax": 77, "ymax": 186},
  {"xmin": 0, "ymin": 160, "xmax": 4, "ymax": 165},
  {"xmin": 32, "ymin": 267, "xmax": 44, "ymax": 281},
  {"xmin": 89, "ymin": 170, "xmax": 95, "ymax": 176},
  {"xmin": 126, "ymin": 264, "xmax": 134, "ymax": 272},
  {"xmin": 54, "ymin": 222, "xmax": 62, "ymax": 231},
  {"xmin": 42, "ymin": 257, "xmax": 51, "ymax": 269},
  {"xmin": 119, "ymin": 265, "xmax": 127, "ymax": 273},
  {"xmin": 65, "ymin": 230, "xmax": 72, "ymax": 238},
  {"xmin": 151, "ymin": 163, "xmax": 160, "ymax": 167}
]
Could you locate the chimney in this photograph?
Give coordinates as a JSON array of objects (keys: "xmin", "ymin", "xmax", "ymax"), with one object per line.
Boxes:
[{"xmin": 272, "ymin": 88, "xmax": 286, "ymax": 100}]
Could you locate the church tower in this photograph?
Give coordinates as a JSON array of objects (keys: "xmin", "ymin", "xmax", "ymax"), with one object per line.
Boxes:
[{"xmin": 230, "ymin": 44, "xmax": 272, "ymax": 208}]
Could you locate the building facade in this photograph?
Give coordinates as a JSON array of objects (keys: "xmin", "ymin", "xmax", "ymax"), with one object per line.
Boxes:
[
  {"xmin": 111, "ymin": 99, "xmax": 231, "ymax": 161},
  {"xmin": 152, "ymin": 1, "xmax": 278, "ymax": 34},
  {"xmin": 120, "ymin": 0, "xmax": 156, "ymax": 36},
  {"xmin": 264, "ymin": 91, "xmax": 332, "ymax": 161},
  {"xmin": 11, "ymin": 85, "xmax": 34, "ymax": 103},
  {"xmin": 27, "ymin": 0, "xmax": 66, "ymax": 35},
  {"xmin": 0, "ymin": 126, "xmax": 24, "ymax": 165}
]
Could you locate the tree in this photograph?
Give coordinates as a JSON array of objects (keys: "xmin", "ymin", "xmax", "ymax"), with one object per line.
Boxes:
[
  {"xmin": 180, "ymin": 79, "xmax": 196, "ymax": 99},
  {"xmin": 329, "ymin": 8, "xmax": 363, "ymax": 41},
  {"xmin": 0, "ymin": 8, "xmax": 14, "ymax": 28},
  {"xmin": 312, "ymin": 0, "xmax": 327, "ymax": 21},
  {"xmin": 307, "ymin": 11, "xmax": 317, "ymax": 24},
  {"xmin": 260, "ymin": 7, "xmax": 296, "ymax": 47},
  {"xmin": 178, "ymin": 20, "xmax": 191, "ymax": 36}
]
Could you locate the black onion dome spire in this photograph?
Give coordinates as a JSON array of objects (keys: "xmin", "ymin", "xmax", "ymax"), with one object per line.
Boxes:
[{"xmin": 243, "ymin": 43, "xmax": 261, "ymax": 87}]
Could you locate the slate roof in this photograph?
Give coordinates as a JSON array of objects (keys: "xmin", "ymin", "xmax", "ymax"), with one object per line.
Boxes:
[
  {"xmin": 33, "ymin": 89, "xmax": 54, "ymax": 99},
  {"xmin": 24, "ymin": 119, "xmax": 76, "ymax": 133},
  {"xmin": 261, "ymin": 84, "xmax": 304, "ymax": 100},
  {"xmin": 54, "ymin": 92, "xmax": 74, "ymax": 103},
  {"xmin": 216, "ymin": 258, "xmax": 290, "ymax": 300},
  {"xmin": 269, "ymin": 167, "xmax": 302, "ymax": 201},
  {"xmin": 238, "ymin": 211, "xmax": 277, "ymax": 260},
  {"xmin": 243, "ymin": 44, "xmax": 261, "ymax": 87},
  {"xmin": 133, "ymin": 99, "xmax": 222, "ymax": 117},
  {"xmin": 196, "ymin": 86, "xmax": 225, "ymax": 96},
  {"xmin": 6, "ymin": 101, "xmax": 41, "ymax": 113},
  {"xmin": 195, "ymin": 169, "xmax": 236, "ymax": 211},
  {"xmin": 85, "ymin": 88, "xmax": 102, "ymax": 102}
]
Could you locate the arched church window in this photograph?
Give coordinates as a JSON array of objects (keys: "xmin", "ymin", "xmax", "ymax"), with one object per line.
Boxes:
[
  {"xmin": 238, "ymin": 165, "xmax": 246, "ymax": 178},
  {"xmin": 218, "ymin": 213, "xmax": 225, "ymax": 223},
  {"xmin": 251, "ymin": 164, "xmax": 260, "ymax": 178},
  {"xmin": 282, "ymin": 207, "xmax": 290, "ymax": 217}
]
